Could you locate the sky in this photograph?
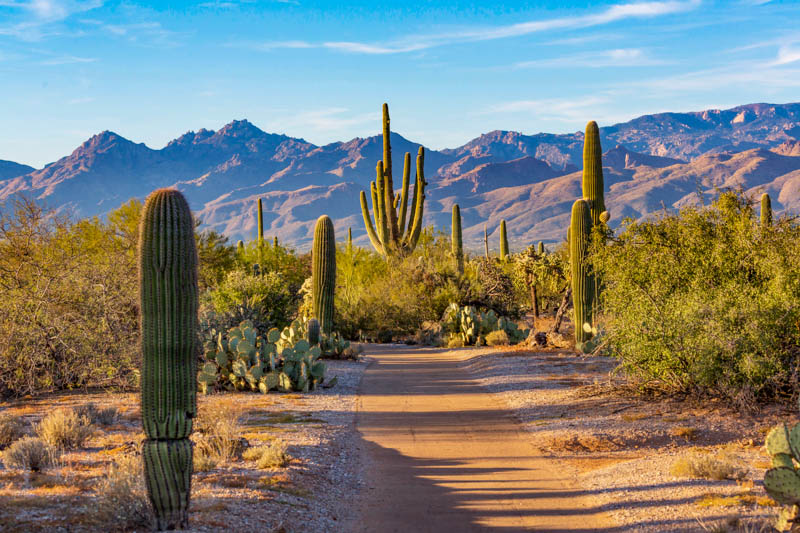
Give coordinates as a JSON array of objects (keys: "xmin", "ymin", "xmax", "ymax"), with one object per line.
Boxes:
[{"xmin": 0, "ymin": 0, "xmax": 799, "ymax": 168}]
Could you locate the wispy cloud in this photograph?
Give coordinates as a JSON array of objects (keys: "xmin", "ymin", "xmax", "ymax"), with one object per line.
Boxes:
[
  {"xmin": 249, "ymin": 0, "xmax": 701, "ymax": 54},
  {"xmin": 485, "ymin": 96, "xmax": 622, "ymax": 126},
  {"xmin": 40, "ymin": 54, "xmax": 95, "ymax": 65},
  {"xmin": 283, "ymin": 107, "xmax": 374, "ymax": 133},
  {"xmin": 514, "ymin": 48, "xmax": 667, "ymax": 68},
  {"xmin": 0, "ymin": 0, "xmax": 102, "ymax": 40}
]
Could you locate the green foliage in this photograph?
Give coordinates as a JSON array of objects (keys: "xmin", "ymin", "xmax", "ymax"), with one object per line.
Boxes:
[
  {"xmin": 0, "ymin": 197, "xmax": 141, "ymax": 398},
  {"xmin": 593, "ymin": 190, "xmax": 800, "ymax": 401},
  {"xmin": 485, "ymin": 330, "xmax": 510, "ymax": 346},
  {"xmin": 196, "ymin": 229, "xmax": 236, "ymax": 290},
  {"xmin": 360, "ymin": 103, "xmax": 426, "ymax": 256},
  {"xmin": 235, "ymin": 238, "xmax": 310, "ymax": 295},
  {"xmin": 312, "ymin": 215, "xmax": 336, "ymax": 334},
  {"xmin": 511, "ymin": 243, "xmax": 570, "ymax": 314},
  {"xmin": 205, "ymin": 270, "xmax": 294, "ymax": 332}
]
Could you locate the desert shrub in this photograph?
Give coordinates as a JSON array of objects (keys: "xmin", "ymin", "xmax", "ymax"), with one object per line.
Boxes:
[
  {"xmin": 205, "ymin": 270, "xmax": 295, "ymax": 331},
  {"xmin": 196, "ymin": 229, "xmax": 237, "ymax": 291},
  {"xmin": 0, "ymin": 413, "xmax": 26, "ymax": 448},
  {"xmin": 336, "ymin": 228, "xmax": 484, "ymax": 340},
  {"xmin": 93, "ymin": 453, "xmax": 152, "ymax": 530},
  {"xmin": 447, "ymin": 336, "xmax": 465, "ymax": 348},
  {"xmin": 0, "ymin": 198, "xmax": 141, "ymax": 398},
  {"xmin": 511, "ymin": 243, "xmax": 570, "ymax": 314},
  {"xmin": 243, "ymin": 440, "xmax": 291, "ymax": 469},
  {"xmin": 2, "ymin": 436, "xmax": 57, "ymax": 471},
  {"xmin": 236, "ymin": 240, "xmax": 310, "ymax": 295},
  {"xmin": 594, "ymin": 191, "xmax": 800, "ymax": 403},
  {"xmin": 670, "ymin": 448, "xmax": 745, "ymax": 481},
  {"xmin": 193, "ymin": 403, "xmax": 244, "ymax": 464},
  {"xmin": 486, "ymin": 330, "xmax": 510, "ymax": 346},
  {"xmin": 37, "ymin": 408, "xmax": 94, "ymax": 449},
  {"xmin": 75, "ymin": 403, "xmax": 119, "ymax": 426}
]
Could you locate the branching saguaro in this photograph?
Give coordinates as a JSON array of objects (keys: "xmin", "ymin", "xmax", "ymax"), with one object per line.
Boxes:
[{"xmin": 360, "ymin": 103, "xmax": 426, "ymax": 257}]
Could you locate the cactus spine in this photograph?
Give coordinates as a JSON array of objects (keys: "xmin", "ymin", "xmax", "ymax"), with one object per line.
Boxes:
[
  {"xmin": 452, "ymin": 204, "xmax": 463, "ymax": 273},
  {"xmin": 570, "ymin": 199, "xmax": 594, "ymax": 345},
  {"xmin": 499, "ymin": 220, "xmax": 509, "ymax": 260},
  {"xmin": 582, "ymin": 121, "xmax": 605, "ymax": 227},
  {"xmin": 360, "ymin": 103, "xmax": 426, "ymax": 256},
  {"xmin": 312, "ymin": 215, "xmax": 336, "ymax": 335},
  {"xmin": 138, "ymin": 189, "xmax": 198, "ymax": 530},
  {"xmin": 762, "ymin": 193, "xmax": 773, "ymax": 226}
]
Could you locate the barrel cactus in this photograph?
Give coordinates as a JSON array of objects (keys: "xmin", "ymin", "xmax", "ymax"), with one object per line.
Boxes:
[
  {"xmin": 452, "ymin": 204, "xmax": 463, "ymax": 273},
  {"xmin": 312, "ymin": 215, "xmax": 336, "ymax": 335},
  {"xmin": 499, "ymin": 220, "xmax": 509, "ymax": 260},
  {"xmin": 570, "ymin": 199, "xmax": 594, "ymax": 346},
  {"xmin": 138, "ymin": 188, "xmax": 198, "ymax": 530},
  {"xmin": 762, "ymin": 192, "xmax": 773, "ymax": 226}
]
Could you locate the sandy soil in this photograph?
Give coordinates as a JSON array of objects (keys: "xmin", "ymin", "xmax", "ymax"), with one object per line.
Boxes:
[
  {"xmin": 463, "ymin": 345, "xmax": 791, "ymax": 532},
  {"xmin": 0, "ymin": 357, "xmax": 370, "ymax": 533}
]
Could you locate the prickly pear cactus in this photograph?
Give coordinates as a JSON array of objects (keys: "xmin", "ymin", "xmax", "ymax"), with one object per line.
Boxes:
[
  {"xmin": 138, "ymin": 188, "xmax": 197, "ymax": 530},
  {"xmin": 764, "ymin": 423, "xmax": 800, "ymax": 530}
]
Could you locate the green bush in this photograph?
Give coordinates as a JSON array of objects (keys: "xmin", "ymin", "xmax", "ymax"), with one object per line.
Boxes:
[
  {"xmin": 206, "ymin": 270, "xmax": 295, "ymax": 331},
  {"xmin": 594, "ymin": 190, "xmax": 800, "ymax": 403}
]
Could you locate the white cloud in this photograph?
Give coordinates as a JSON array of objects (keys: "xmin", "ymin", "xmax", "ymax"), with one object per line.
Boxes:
[
  {"xmin": 514, "ymin": 48, "xmax": 667, "ymax": 68},
  {"xmin": 0, "ymin": 0, "xmax": 102, "ymax": 40},
  {"xmin": 251, "ymin": 0, "xmax": 702, "ymax": 55},
  {"xmin": 40, "ymin": 54, "xmax": 95, "ymax": 64}
]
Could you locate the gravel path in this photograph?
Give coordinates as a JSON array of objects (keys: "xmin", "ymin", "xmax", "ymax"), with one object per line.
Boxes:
[{"xmin": 462, "ymin": 346, "xmax": 784, "ymax": 533}]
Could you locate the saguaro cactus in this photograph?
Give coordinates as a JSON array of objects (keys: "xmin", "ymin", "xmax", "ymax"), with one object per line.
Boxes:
[
  {"xmin": 583, "ymin": 121, "xmax": 606, "ymax": 227},
  {"xmin": 452, "ymin": 204, "xmax": 463, "ymax": 273},
  {"xmin": 570, "ymin": 199, "xmax": 594, "ymax": 345},
  {"xmin": 138, "ymin": 188, "xmax": 198, "ymax": 530},
  {"xmin": 360, "ymin": 103, "xmax": 426, "ymax": 256},
  {"xmin": 346, "ymin": 227, "xmax": 353, "ymax": 253},
  {"xmin": 537, "ymin": 241, "xmax": 545, "ymax": 255},
  {"xmin": 312, "ymin": 215, "xmax": 336, "ymax": 335},
  {"xmin": 762, "ymin": 193, "xmax": 773, "ymax": 226},
  {"xmin": 499, "ymin": 220, "xmax": 509, "ymax": 260},
  {"xmin": 484, "ymin": 224, "xmax": 489, "ymax": 259},
  {"xmin": 236, "ymin": 240, "xmax": 245, "ymax": 256},
  {"xmin": 257, "ymin": 198, "xmax": 264, "ymax": 247}
]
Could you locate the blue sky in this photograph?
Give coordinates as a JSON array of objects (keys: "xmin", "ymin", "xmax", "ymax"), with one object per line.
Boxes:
[{"xmin": 0, "ymin": 0, "xmax": 798, "ymax": 167}]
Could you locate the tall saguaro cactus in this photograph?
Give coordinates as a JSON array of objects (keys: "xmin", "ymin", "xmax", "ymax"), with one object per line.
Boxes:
[
  {"xmin": 583, "ymin": 121, "xmax": 606, "ymax": 227},
  {"xmin": 452, "ymin": 204, "xmax": 463, "ymax": 273},
  {"xmin": 360, "ymin": 103, "xmax": 427, "ymax": 257},
  {"xmin": 312, "ymin": 215, "xmax": 336, "ymax": 335},
  {"xmin": 570, "ymin": 199, "xmax": 594, "ymax": 345},
  {"xmin": 761, "ymin": 193, "xmax": 773, "ymax": 226},
  {"xmin": 537, "ymin": 241, "xmax": 545, "ymax": 255},
  {"xmin": 138, "ymin": 188, "xmax": 198, "ymax": 530},
  {"xmin": 499, "ymin": 220, "xmax": 509, "ymax": 260},
  {"xmin": 484, "ymin": 224, "xmax": 489, "ymax": 259},
  {"xmin": 257, "ymin": 198, "xmax": 264, "ymax": 247}
]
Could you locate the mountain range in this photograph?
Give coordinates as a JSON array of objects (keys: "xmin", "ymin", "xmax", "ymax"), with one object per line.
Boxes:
[{"xmin": 2, "ymin": 102, "xmax": 800, "ymax": 251}]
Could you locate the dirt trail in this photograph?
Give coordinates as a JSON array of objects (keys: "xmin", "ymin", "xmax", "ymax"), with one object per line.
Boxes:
[{"xmin": 352, "ymin": 344, "xmax": 614, "ymax": 532}]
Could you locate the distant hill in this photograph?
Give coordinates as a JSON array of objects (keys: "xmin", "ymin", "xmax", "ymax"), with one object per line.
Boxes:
[{"xmin": 2, "ymin": 102, "xmax": 800, "ymax": 251}]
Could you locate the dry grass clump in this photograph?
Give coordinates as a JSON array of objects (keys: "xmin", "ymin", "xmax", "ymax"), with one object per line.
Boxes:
[
  {"xmin": 37, "ymin": 408, "xmax": 94, "ymax": 449},
  {"xmin": 193, "ymin": 402, "xmax": 244, "ymax": 466},
  {"xmin": 670, "ymin": 425, "xmax": 698, "ymax": 441},
  {"xmin": 670, "ymin": 448, "xmax": 746, "ymax": 481},
  {"xmin": 486, "ymin": 330, "xmax": 510, "ymax": 346},
  {"xmin": 0, "ymin": 412, "xmax": 26, "ymax": 448},
  {"xmin": 75, "ymin": 403, "xmax": 119, "ymax": 426},
  {"xmin": 2, "ymin": 436, "xmax": 58, "ymax": 471},
  {"xmin": 447, "ymin": 336, "xmax": 465, "ymax": 349},
  {"xmin": 93, "ymin": 453, "xmax": 152, "ymax": 530},
  {"xmin": 243, "ymin": 440, "xmax": 291, "ymax": 469}
]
